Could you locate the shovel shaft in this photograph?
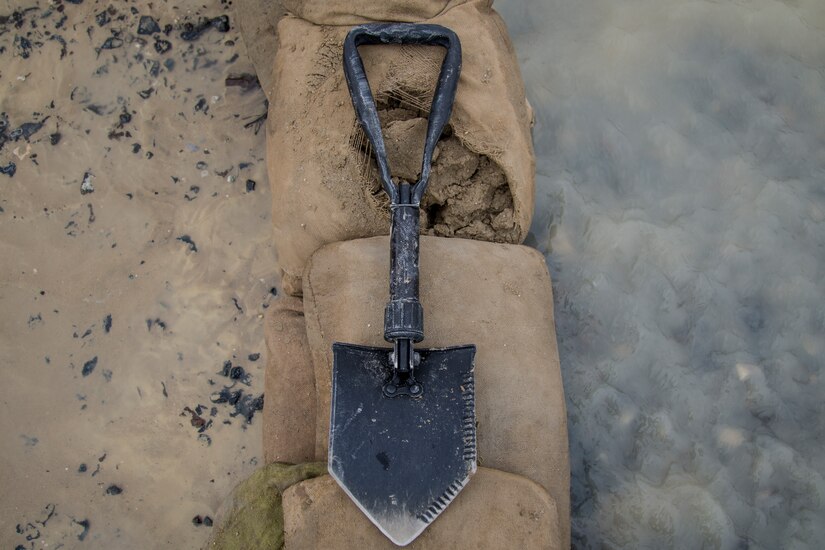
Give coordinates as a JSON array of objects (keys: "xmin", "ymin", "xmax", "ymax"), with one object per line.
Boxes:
[{"xmin": 385, "ymin": 184, "xmax": 424, "ymax": 344}]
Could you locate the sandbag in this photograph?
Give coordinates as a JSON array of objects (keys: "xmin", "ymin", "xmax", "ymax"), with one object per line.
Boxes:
[
  {"xmin": 263, "ymin": 297, "xmax": 316, "ymax": 464},
  {"xmin": 267, "ymin": 1, "xmax": 535, "ymax": 295},
  {"xmin": 283, "ymin": 468, "xmax": 561, "ymax": 549},
  {"xmin": 206, "ymin": 462, "xmax": 327, "ymax": 550},
  {"xmin": 282, "ymin": 0, "xmax": 471, "ymax": 26},
  {"xmin": 301, "ymin": 236, "xmax": 569, "ymax": 547}
]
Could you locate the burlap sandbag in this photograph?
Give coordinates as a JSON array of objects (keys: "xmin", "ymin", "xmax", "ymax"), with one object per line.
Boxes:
[
  {"xmin": 283, "ymin": 468, "xmax": 561, "ymax": 549},
  {"xmin": 207, "ymin": 463, "xmax": 559, "ymax": 549},
  {"xmin": 263, "ymin": 297, "xmax": 316, "ymax": 464},
  {"xmin": 266, "ymin": 1, "xmax": 535, "ymax": 295},
  {"xmin": 282, "ymin": 0, "xmax": 471, "ymax": 26},
  {"xmin": 206, "ymin": 462, "xmax": 327, "ymax": 550},
  {"xmin": 300, "ymin": 236, "xmax": 569, "ymax": 547}
]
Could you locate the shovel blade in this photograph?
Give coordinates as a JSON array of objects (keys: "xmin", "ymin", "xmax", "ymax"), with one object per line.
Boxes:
[{"xmin": 329, "ymin": 342, "xmax": 476, "ymax": 546}]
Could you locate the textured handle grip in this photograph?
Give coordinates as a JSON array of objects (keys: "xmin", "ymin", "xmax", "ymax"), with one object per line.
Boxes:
[{"xmin": 343, "ymin": 23, "xmax": 462, "ymax": 205}]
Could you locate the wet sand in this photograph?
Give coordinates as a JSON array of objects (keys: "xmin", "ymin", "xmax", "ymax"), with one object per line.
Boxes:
[{"xmin": 1, "ymin": 1, "xmax": 272, "ymax": 547}]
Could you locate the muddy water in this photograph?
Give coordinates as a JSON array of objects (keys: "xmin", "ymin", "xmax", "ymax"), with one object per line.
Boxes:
[
  {"xmin": 499, "ymin": 1, "xmax": 825, "ymax": 548},
  {"xmin": 1, "ymin": 1, "xmax": 272, "ymax": 548}
]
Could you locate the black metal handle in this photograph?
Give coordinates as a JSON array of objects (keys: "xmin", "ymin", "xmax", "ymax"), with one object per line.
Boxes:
[
  {"xmin": 343, "ymin": 23, "xmax": 462, "ymax": 204},
  {"xmin": 343, "ymin": 23, "xmax": 462, "ymax": 388}
]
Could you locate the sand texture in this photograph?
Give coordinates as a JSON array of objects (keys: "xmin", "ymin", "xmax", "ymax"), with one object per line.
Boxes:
[{"xmin": 1, "ymin": 1, "xmax": 274, "ymax": 548}]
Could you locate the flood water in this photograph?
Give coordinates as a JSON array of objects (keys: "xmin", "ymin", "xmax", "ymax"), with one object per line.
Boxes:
[{"xmin": 498, "ymin": 1, "xmax": 825, "ymax": 547}]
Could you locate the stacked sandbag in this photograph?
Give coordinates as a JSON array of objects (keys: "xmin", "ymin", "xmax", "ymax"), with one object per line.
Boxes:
[
  {"xmin": 211, "ymin": 1, "xmax": 569, "ymax": 549},
  {"xmin": 263, "ymin": 0, "xmax": 535, "ymax": 295}
]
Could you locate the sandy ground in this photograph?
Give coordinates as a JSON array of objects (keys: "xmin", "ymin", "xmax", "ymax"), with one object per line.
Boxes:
[
  {"xmin": 1, "ymin": 1, "xmax": 273, "ymax": 548},
  {"xmin": 2, "ymin": 0, "xmax": 825, "ymax": 549}
]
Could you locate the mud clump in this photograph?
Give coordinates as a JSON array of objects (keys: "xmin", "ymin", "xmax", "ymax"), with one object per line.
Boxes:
[{"xmin": 357, "ymin": 100, "xmax": 519, "ymax": 244}]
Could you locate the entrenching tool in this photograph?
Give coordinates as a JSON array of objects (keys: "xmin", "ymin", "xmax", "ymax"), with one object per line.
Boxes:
[{"xmin": 328, "ymin": 23, "xmax": 477, "ymax": 546}]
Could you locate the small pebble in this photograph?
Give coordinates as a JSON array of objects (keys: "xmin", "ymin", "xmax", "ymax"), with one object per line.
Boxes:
[
  {"xmin": 82, "ymin": 357, "xmax": 98, "ymax": 377},
  {"xmin": 137, "ymin": 15, "xmax": 161, "ymax": 35},
  {"xmin": 80, "ymin": 171, "xmax": 95, "ymax": 195},
  {"xmin": 154, "ymin": 38, "xmax": 172, "ymax": 54}
]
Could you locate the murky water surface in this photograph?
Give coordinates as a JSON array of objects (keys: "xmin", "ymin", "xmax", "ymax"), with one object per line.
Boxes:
[{"xmin": 498, "ymin": 1, "xmax": 825, "ymax": 547}]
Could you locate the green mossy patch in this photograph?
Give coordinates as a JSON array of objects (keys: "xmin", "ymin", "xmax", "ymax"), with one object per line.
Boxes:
[{"xmin": 206, "ymin": 462, "xmax": 327, "ymax": 550}]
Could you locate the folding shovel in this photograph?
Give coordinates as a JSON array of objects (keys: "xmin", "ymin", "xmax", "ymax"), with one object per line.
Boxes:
[{"xmin": 328, "ymin": 23, "xmax": 477, "ymax": 546}]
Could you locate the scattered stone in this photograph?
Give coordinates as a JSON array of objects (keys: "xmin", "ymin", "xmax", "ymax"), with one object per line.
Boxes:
[
  {"xmin": 82, "ymin": 356, "xmax": 98, "ymax": 377},
  {"xmin": 176, "ymin": 235, "xmax": 197, "ymax": 253},
  {"xmin": 184, "ymin": 185, "xmax": 200, "ymax": 201},
  {"xmin": 9, "ymin": 118, "xmax": 48, "ymax": 141},
  {"xmin": 51, "ymin": 35, "xmax": 68, "ymax": 59},
  {"xmin": 183, "ymin": 406, "xmax": 210, "ymax": 431},
  {"xmin": 146, "ymin": 318, "xmax": 167, "ymax": 331},
  {"xmin": 137, "ymin": 16, "xmax": 160, "ymax": 35},
  {"xmin": 194, "ymin": 97, "xmax": 208, "ymax": 114},
  {"xmin": 80, "ymin": 171, "xmax": 94, "ymax": 195},
  {"xmin": 153, "ymin": 38, "xmax": 171, "ymax": 54},
  {"xmin": 0, "ymin": 162, "xmax": 16, "ymax": 177},
  {"xmin": 99, "ymin": 36, "xmax": 123, "ymax": 51},
  {"xmin": 95, "ymin": 10, "xmax": 110, "ymax": 27},
  {"xmin": 14, "ymin": 35, "xmax": 33, "ymax": 58},
  {"xmin": 180, "ymin": 15, "xmax": 230, "ymax": 41},
  {"xmin": 210, "ymin": 387, "xmax": 263, "ymax": 423},
  {"xmin": 73, "ymin": 518, "xmax": 90, "ymax": 541}
]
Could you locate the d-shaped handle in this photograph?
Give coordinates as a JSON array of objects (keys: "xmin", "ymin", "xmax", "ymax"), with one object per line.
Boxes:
[{"xmin": 343, "ymin": 23, "xmax": 462, "ymax": 205}]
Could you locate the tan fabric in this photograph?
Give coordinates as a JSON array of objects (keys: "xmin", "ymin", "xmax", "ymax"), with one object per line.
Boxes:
[
  {"xmin": 267, "ymin": 1, "xmax": 535, "ymax": 295},
  {"xmin": 233, "ymin": 0, "xmax": 285, "ymax": 93},
  {"xmin": 207, "ymin": 462, "xmax": 327, "ymax": 550},
  {"xmin": 263, "ymin": 297, "xmax": 316, "ymax": 464},
  {"xmin": 283, "ymin": 468, "xmax": 561, "ymax": 549},
  {"xmin": 282, "ymin": 0, "xmax": 472, "ymax": 26},
  {"xmin": 302, "ymin": 236, "xmax": 569, "ymax": 546}
]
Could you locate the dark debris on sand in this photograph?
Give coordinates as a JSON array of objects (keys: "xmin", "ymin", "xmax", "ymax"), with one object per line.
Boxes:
[
  {"xmin": 180, "ymin": 15, "xmax": 229, "ymax": 41},
  {"xmin": 81, "ymin": 356, "xmax": 98, "ymax": 377},
  {"xmin": 137, "ymin": 16, "xmax": 160, "ymax": 36},
  {"xmin": 192, "ymin": 515, "xmax": 213, "ymax": 527},
  {"xmin": 176, "ymin": 235, "xmax": 198, "ymax": 253}
]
